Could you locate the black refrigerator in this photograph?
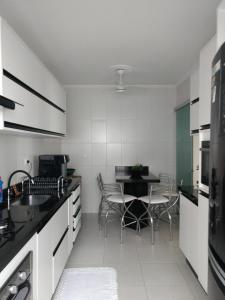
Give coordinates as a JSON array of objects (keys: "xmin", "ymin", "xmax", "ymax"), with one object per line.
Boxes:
[{"xmin": 208, "ymin": 42, "xmax": 225, "ymax": 299}]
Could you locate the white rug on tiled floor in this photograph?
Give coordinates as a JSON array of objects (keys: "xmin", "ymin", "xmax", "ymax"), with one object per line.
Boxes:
[{"xmin": 53, "ymin": 268, "xmax": 118, "ymax": 300}]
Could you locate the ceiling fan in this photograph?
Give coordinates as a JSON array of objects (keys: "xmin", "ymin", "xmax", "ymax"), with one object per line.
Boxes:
[{"xmin": 110, "ymin": 65, "xmax": 132, "ymax": 92}]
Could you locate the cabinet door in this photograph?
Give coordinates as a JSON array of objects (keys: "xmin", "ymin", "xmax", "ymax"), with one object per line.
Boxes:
[
  {"xmin": 68, "ymin": 194, "xmax": 74, "ymax": 254},
  {"xmin": 2, "ymin": 76, "xmax": 66, "ymax": 134},
  {"xmin": 190, "ymin": 68, "xmax": 199, "ymax": 101},
  {"xmin": 51, "ymin": 201, "xmax": 68, "ymax": 252},
  {"xmin": 188, "ymin": 199, "xmax": 199, "ymax": 274},
  {"xmin": 1, "ymin": 20, "xmax": 66, "ymax": 111},
  {"xmin": 52, "ymin": 229, "xmax": 69, "ymax": 292},
  {"xmin": 190, "ymin": 102, "xmax": 199, "ymax": 132},
  {"xmin": 179, "ymin": 195, "xmax": 190, "ymax": 259},
  {"xmin": 179, "ymin": 194, "xmax": 198, "ymax": 274},
  {"xmin": 198, "ymin": 193, "xmax": 209, "ymax": 292},
  {"xmin": 199, "ymin": 36, "xmax": 216, "ymax": 127},
  {"xmin": 37, "ymin": 218, "xmax": 53, "ymax": 300}
]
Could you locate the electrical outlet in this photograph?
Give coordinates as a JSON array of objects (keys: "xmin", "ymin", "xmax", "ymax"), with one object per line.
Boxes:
[{"xmin": 23, "ymin": 158, "xmax": 31, "ymax": 165}]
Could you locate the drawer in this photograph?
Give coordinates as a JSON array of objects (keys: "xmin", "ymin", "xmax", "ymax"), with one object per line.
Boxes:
[
  {"xmin": 73, "ymin": 196, "xmax": 81, "ymax": 215},
  {"xmin": 73, "ymin": 220, "xmax": 81, "ymax": 242},
  {"xmin": 73, "ymin": 185, "xmax": 80, "ymax": 200},
  {"xmin": 51, "ymin": 201, "xmax": 68, "ymax": 251},
  {"xmin": 52, "ymin": 228, "xmax": 69, "ymax": 292},
  {"xmin": 73, "ymin": 208, "xmax": 82, "ymax": 229}
]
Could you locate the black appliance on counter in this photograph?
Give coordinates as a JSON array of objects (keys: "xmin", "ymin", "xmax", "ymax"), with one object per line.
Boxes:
[
  {"xmin": 38, "ymin": 155, "xmax": 69, "ymax": 178},
  {"xmin": 208, "ymin": 42, "xmax": 225, "ymax": 299}
]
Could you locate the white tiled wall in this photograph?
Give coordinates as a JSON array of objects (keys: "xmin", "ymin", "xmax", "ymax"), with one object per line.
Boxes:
[
  {"xmin": 62, "ymin": 85, "xmax": 176, "ymax": 213},
  {"xmin": 0, "ymin": 134, "xmax": 61, "ymax": 185}
]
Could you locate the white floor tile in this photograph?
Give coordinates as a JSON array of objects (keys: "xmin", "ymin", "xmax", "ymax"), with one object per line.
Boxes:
[
  {"xmin": 66, "ymin": 214, "xmax": 208, "ymax": 300},
  {"xmin": 119, "ymin": 286, "xmax": 148, "ymax": 300},
  {"xmin": 141, "ymin": 263, "xmax": 186, "ymax": 286},
  {"xmin": 146, "ymin": 285, "xmax": 195, "ymax": 300}
]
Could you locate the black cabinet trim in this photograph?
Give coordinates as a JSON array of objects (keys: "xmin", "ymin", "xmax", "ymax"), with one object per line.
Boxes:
[
  {"xmin": 199, "ymin": 190, "xmax": 209, "ymax": 198},
  {"xmin": 4, "ymin": 121, "xmax": 65, "ymax": 137},
  {"xmin": 72, "ymin": 195, "xmax": 80, "ymax": 205},
  {"xmin": 3, "ymin": 69, "xmax": 65, "ymax": 113},
  {"xmin": 0, "ymin": 95, "xmax": 17, "ymax": 109},
  {"xmin": 191, "ymin": 129, "xmax": 199, "ymax": 134},
  {"xmin": 53, "ymin": 227, "xmax": 69, "ymax": 256},
  {"xmin": 200, "ymin": 124, "xmax": 210, "ymax": 130},
  {"xmin": 190, "ymin": 98, "xmax": 199, "ymax": 105},
  {"xmin": 73, "ymin": 206, "xmax": 81, "ymax": 219}
]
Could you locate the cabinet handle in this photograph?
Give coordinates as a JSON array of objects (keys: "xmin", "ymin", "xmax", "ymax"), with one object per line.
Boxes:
[
  {"xmin": 53, "ymin": 227, "xmax": 69, "ymax": 256},
  {"xmin": 72, "ymin": 195, "xmax": 80, "ymax": 205},
  {"xmin": 0, "ymin": 95, "xmax": 16, "ymax": 110}
]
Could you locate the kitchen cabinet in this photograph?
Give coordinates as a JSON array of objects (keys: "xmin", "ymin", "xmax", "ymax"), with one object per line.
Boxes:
[
  {"xmin": 179, "ymin": 194, "xmax": 199, "ymax": 274},
  {"xmin": 190, "ymin": 68, "xmax": 199, "ymax": 132},
  {"xmin": 190, "ymin": 101, "xmax": 199, "ymax": 132},
  {"xmin": 37, "ymin": 186, "xmax": 81, "ymax": 300},
  {"xmin": 37, "ymin": 217, "xmax": 54, "ymax": 300},
  {"xmin": 199, "ymin": 36, "xmax": 217, "ymax": 128},
  {"xmin": 198, "ymin": 192, "xmax": 209, "ymax": 292},
  {"xmin": 37, "ymin": 200, "xmax": 69, "ymax": 300},
  {"xmin": 1, "ymin": 20, "xmax": 66, "ymax": 111},
  {"xmin": 0, "ymin": 18, "xmax": 66, "ymax": 136},
  {"xmin": 68, "ymin": 184, "xmax": 82, "ymax": 246}
]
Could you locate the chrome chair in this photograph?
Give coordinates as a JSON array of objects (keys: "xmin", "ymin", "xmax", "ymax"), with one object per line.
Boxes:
[
  {"xmin": 138, "ymin": 185, "xmax": 171, "ymax": 244},
  {"xmin": 97, "ymin": 173, "xmax": 120, "ymax": 230},
  {"xmin": 97, "ymin": 175, "xmax": 137, "ymax": 243}
]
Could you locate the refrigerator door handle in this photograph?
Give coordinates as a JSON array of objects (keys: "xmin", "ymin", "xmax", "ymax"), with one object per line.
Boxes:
[{"xmin": 209, "ymin": 247, "xmax": 225, "ymax": 287}]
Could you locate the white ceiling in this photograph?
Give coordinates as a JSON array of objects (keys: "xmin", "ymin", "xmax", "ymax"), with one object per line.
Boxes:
[{"xmin": 0, "ymin": 0, "xmax": 221, "ymax": 85}]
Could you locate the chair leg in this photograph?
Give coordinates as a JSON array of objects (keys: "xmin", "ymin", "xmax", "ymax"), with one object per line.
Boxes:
[
  {"xmin": 167, "ymin": 209, "xmax": 173, "ymax": 241},
  {"xmin": 98, "ymin": 198, "xmax": 103, "ymax": 230},
  {"xmin": 148, "ymin": 212, "xmax": 154, "ymax": 245},
  {"xmin": 105, "ymin": 210, "xmax": 109, "ymax": 238},
  {"xmin": 120, "ymin": 216, "xmax": 125, "ymax": 244}
]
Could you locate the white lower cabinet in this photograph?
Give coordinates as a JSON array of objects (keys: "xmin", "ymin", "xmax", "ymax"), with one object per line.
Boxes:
[
  {"xmin": 37, "ymin": 216, "xmax": 54, "ymax": 300},
  {"xmin": 179, "ymin": 194, "xmax": 199, "ymax": 274},
  {"xmin": 52, "ymin": 229, "xmax": 69, "ymax": 292},
  {"xmin": 37, "ymin": 186, "xmax": 81, "ymax": 300},
  {"xmin": 37, "ymin": 200, "xmax": 69, "ymax": 300},
  {"xmin": 198, "ymin": 193, "xmax": 209, "ymax": 292}
]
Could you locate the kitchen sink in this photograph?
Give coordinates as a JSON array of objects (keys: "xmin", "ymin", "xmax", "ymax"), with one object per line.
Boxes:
[{"xmin": 12, "ymin": 194, "xmax": 51, "ymax": 206}]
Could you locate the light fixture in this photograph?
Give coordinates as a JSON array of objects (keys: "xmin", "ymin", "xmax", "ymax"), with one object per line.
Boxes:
[{"xmin": 110, "ymin": 65, "xmax": 132, "ymax": 92}]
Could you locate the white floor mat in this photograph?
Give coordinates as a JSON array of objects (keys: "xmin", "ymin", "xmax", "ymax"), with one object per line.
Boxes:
[{"xmin": 53, "ymin": 268, "xmax": 118, "ymax": 300}]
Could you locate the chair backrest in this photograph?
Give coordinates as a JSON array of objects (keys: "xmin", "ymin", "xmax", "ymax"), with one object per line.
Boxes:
[{"xmin": 97, "ymin": 173, "xmax": 122, "ymax": 197}]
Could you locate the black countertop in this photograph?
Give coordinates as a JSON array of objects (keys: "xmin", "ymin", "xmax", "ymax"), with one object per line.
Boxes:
[
  {"xmin": 179, "ymin": 185, "xmax": 198, "ymax": 206},
  {"xmin": 0, "ymin": 178, "xmax": 80, "ymax": 272}
]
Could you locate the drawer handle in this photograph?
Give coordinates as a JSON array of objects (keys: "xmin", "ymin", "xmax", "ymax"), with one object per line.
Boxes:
[
  {"xmin": 53, "ymin": 227, "xmax": 69, "ymax": 256},
  {"xmin": 72, "ymin": 195, "xmax": 80, "ymax": 205},
  {"xmin": 73, "ymin": 206, "xmax": 81, "ymax": 219}
]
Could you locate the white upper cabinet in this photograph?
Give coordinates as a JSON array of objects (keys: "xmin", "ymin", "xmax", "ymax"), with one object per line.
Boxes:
[
  {"xmin": 190, "ymin": 68, "xmax": 199, "ymax": 132},
  {"xmin": 0, "ymin": 18, "xmax": 66, "ymax": 136},
  {"xmin": 199, "ymin": 36, "xmax": 217, "ymax": 128},
  {"xmin": 1, "ymin": 21, "xmax": 66, "ymax": 111},
  {"xmin": 190, "ymin": 68, "xmax": 199, "ymax": 101}
]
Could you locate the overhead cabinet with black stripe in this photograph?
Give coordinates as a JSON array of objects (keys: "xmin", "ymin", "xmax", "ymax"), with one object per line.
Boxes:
[
  {"xmin": 190, "ymin": 67, "xmax": 199, "ymax": 134},
  {"xmin": 0, "ymin": 18, "xmax": 66, "ymax": 136}
]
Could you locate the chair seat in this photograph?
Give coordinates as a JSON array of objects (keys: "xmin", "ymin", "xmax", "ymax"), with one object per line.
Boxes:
[
  {"xmin": 108, "ymin": 194, "xmax": 136, "ymax": 204},
  {"xmin": 138, "ymin": 195, "xmax": 169, "ymax": 204}
]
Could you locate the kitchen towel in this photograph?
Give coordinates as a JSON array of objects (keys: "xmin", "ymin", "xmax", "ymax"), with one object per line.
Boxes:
[{"xmin": 53, "ymin": 267, "xmax": 118, "ymax": 300}]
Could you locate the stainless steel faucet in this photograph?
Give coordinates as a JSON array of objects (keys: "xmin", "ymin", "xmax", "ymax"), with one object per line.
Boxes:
[{"xmin": 7, "ymin": 170, "xmax": 34, "ymax": 210}]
